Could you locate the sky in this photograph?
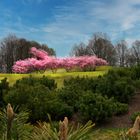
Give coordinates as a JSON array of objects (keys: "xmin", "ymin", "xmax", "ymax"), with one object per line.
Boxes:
[{"xmin": 0, "ymin": 0, "xmax": 140, "ymax": 57}]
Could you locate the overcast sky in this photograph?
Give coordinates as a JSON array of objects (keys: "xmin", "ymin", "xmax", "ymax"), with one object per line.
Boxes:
[{"xmin": 0, "ymin": 0, "xmax": 140, "ymax": 56}]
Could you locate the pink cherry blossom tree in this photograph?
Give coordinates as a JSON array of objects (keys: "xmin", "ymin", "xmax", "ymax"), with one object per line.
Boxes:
[{"xmin": 12, "ymin": 47, "xmax": 108, "ymax": 73}]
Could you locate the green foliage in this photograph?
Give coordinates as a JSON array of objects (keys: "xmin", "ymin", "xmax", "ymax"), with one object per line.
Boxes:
[
  {"xmin": 61, "ymin": 67, "xmax": 139, "ymax": 122},
  {"xmin": 63, "ymin": 76, "xmax": 98, "ymax": 93},
  {"xmin": 113, "ymin": 80, "xmax": 135, "ymax": 103},
  {"xmin": 0, "ymin": 78, "xmax": 9, "ymax": 107},
  {"xmin": 92, "ymin": 129, "xmax": 121, "ymax": 140},
  {"xmin": 14, "ymin": 75, "xmax": 57, "ymax": 90},
  {"xmin": 5, "ymin": 76, "xmax": 72, "ymax": 122},
  {"xmin": 133, "ymin": 80, "xmax": 140, "ymax": 90},
  {"xmin": 77, "ymin": 91, "xmax": 116, "ymax": 122},
  {"xmin": 64, "ymin": 68, "xmax": 136, "ymax": 103},
  {"xmin": 67, "ymin": 121, "xmax": 94, "ymax": 140},
  {"xmin": 130, "ymin": 111, "xmax": 140, "ymax": 122},
  {"xmin": 96, "ymin": 70, "xmax": 135, "ymax": 103},
  {"xmin": 0, "ymin": 104, "xmax": 94, "ymax": 140},
  {"xmin": 2, "ymin": 66, "xmax": 140, "ymax": 125},
  {"xmin": 0, "ymin": 107, "xmax": 33, "ymax": 140},
  {"xmin": 112, "ymin": 67, "xmax": 131, "ymax": 77},
  {"xmin": 58, "ymin": 85, "xmax": 127, "ymax": 123},
  {"xmin": 5, "ymin": 84, "xmax": 50, "ymax": 122},
  {"xmin": 44, "ymin": 93, "xmax": 74, "ymax": 120},
  {"xmin": 114, "ymin": 102, "xmax": 128, "ymax": 115},
  {"xmin": 31, "ymin": 119, "xmax": 94, "ymax": 140},
  {"xmin": 31, "ymin": 122, "xmax": 59, "ymax": 140},
  {"xmin": 131, "ymin": 65, "xmax": 140, "ymax": 80},
  {"xmin": 58, "ymin": 85, "xmax": 85, "ymax": 111}
]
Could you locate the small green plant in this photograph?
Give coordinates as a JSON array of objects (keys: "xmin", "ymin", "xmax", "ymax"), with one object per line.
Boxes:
[
  {"xmin": 31, "ymin": 115, "xmax": 95, "ymax": 140},
  {"xmin": 130, "ymin": 112, "xmax": 140, "ymax": 122},
  {"xmin": 115, "ymin": 102, "xmax": 128, "ymax": 115},
  {"xmin": 0, "ymin": 103, "xmax": 33, "ymax": 140}
]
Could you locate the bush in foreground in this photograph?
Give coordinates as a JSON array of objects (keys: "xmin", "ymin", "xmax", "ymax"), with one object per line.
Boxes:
[
  {"xmin": 4, "ymin": 76, "xmax": 73, "ymax": 122},
  {"xmin": 64, "ymin": 68, "xmax": 136, "ymax": 103},
  {"xmin": 0, "ymin": 104, "xmax": 94, "ymax": 140},
  {"xmin": 77, "ymin": 92, "xmax": 117, "ymax": 122}
]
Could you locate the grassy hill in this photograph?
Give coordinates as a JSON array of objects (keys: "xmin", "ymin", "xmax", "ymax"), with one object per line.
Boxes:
[
  {"xmin": 0, "ymin": 66, "xmax": 112, "ymax": 88},
  {"xmin": 1, "ymin": 65, "xmax": 140, "ymax": 139}
]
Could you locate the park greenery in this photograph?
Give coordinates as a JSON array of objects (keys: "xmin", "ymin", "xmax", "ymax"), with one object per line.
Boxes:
[
  {"xmin": 0, "ymin": 33, "xmax": 140, "ymax": 139},
  {"xmin": 0, "ymin": 64, "xmax": 140, "ymax": 139}
]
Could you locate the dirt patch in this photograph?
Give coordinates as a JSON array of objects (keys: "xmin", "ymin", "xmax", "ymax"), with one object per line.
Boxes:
[{"xmin": 102, "ymin": 92, "xmax": 140, "ymax": 128}]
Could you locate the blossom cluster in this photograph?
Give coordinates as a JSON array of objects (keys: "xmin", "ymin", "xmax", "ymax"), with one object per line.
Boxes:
[{"xmin": 12, "ymin": 47, "xmax": 108, "ymax": 73}]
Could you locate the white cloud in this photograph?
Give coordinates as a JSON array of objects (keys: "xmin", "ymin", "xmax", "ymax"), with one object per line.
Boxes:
[
  {"xmin": 33, "ymin": 0, "xmax": 140, "ymax": 56},
  {"xmin": 41, "ymin": 0, "xmax": 140, "ymax": 39},
  {"xmin": 90, "ymin": 0, "xmax": 140, "ymax": 31},
  {"xmin": 1, "ymin": 0, "xmax": 140, "ymax": 56}
]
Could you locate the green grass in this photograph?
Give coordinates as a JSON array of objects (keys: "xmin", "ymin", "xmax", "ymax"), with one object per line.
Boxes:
[
  {"xmin": 92, "ymin": 129, "xmax": 120, "ymax": 140},
  {"xmin": 92, "ymin": 128, "xmax": 140, "ymax": 140},
  {"xmin": 93, "ymin": 128, "xmax": 126, "ymax": 140},
  {"xmin": 0, "ymin": 66, "xmax": 112, "ymax": 88}
]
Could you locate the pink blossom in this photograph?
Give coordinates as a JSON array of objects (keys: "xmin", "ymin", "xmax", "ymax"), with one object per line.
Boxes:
[
  {"xmin": 12, "ymin": 47, "xmax": 108, "ymax": 73},
  {"xmin": 30, "ymin": 47, "xmax": 49, "ymax": 60}
]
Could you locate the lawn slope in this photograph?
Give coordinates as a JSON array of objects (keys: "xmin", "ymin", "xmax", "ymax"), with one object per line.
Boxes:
[{"xmin": 0, "ymin": 66, "xmax": 111, "ymax": 88}]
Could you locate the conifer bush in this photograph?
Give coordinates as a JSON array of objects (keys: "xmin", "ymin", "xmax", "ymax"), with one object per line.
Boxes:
[
  {"xmin": 131, "ymin": 65, "xmax": 140, "ymax": 80},
  {"xmin": 14, "ymin": 75, "xmax": 57, "ymax": 90},
  {"xmin": 77, "ymin": 91, "xmax": 116, "ymax": 122},
  {"xmin": 4, "ymin": 76, "xmax": 72, "ymax": 122},
  {"xmin": 0, "ymin": 78, "xmax": 9, "ymax": 107},
  {"xmin": 114, "ymin": 102, "xmax": 128, "ymax": 115}
]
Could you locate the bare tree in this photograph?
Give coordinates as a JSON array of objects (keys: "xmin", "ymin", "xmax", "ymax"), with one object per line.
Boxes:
[
  {"xmin": 70, "ymin": 43, "xmax": 88, "ymax": 56},
  {"xmin": 125, "ymin": 48, "xmax": 136, "ymax": 67},
  {"xmin": 70, "ymin": 33, "xmax": 116, "ymax": 65},
  {"xmin": 115, "ymin": 40, "xmax": 128, "ymax": 67},
  {"xmin": 0, "ymin": 35, "xmax": 18, "ymax": 73},
  {"xmin": 131, "ymin": 40, "xmax": 140, "ymax": 65},
  {"xmin": 0, "ymin": 35, "xmax": 56, "ymax": 73},
  {"xmin": 87, "ymin": 33, "xmax": 116, "ymax": 65}
]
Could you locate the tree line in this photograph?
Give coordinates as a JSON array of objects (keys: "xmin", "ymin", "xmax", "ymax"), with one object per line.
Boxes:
[
  {"xmin": 71, "ymin": 32, "xmax": 140, "ymax": 67},
  {"xmin": 0, "ymin": 35, "xmax": 55, "ymax": 73},
  {"xmin": 0, "ymin": 32, "xmax": 139, "ymax": 73}
]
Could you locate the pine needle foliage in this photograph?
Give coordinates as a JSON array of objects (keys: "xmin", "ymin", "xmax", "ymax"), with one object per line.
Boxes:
[
  {"xmin": 31, "ymin": 115, "xmax": 95, "ymax": 140},
  {"xmin": 0, "ymin": 104, "xmax": 33, "ymax": 140}
]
